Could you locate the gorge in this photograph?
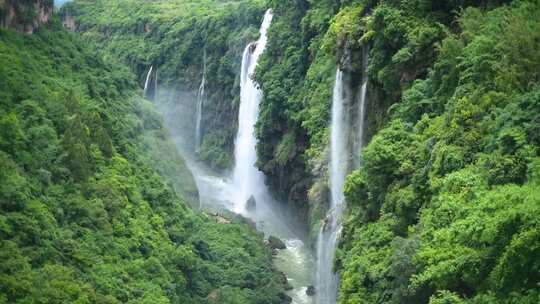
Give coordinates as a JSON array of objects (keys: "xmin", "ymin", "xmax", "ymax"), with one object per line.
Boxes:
[{"xmin": 1, "ymin": 1, "xmax": 540, "ymax": 304}]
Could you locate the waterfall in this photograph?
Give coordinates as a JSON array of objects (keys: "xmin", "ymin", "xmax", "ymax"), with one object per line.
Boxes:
[
  {"xmin": 154, "ymin": 10, "xmax": 315, "ymax": 303},
  {"xmin": 143, "ymin": 65, "xmax": 153, "ymax": 98},
  {"xmin": 354, "ymin": 45, "xmax": 369, "ymax": 166},
  {"xmin": 316, "ymin": 47, "xmax": 369, "ymax": 304},
  {"xmin": 143, "ymin": 66, "xmax": 158, "ymax": 101},
  {"xmin": 316, "ymin": 69, "xmax": 348, "ymax": 304},
  {"xmin": 195, "ymin": 50, "xmax": 206, "ymax": 150},
  {"xmin": 231, "ymin": 9, "xmax": 273, "ymax": 213}
]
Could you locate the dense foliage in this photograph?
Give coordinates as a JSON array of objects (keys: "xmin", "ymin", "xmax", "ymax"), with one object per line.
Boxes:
[
  {"xmin": 339, "ymin": 1, "xmax": 540, "ymax": 303},
  {"xmin": 255, "ymin": 0, "xmax": 539, "ymax": 302},
  {"xmin": 4, "ymin": 0, "xmax": 539, "ymax": 303},
  {"xmin": 0, "ymin": 17, "xmax": 287, "ymax": 303},
  {"xmin": 62, "ymin": 0, "xmax": 266, "ymax": 169}
]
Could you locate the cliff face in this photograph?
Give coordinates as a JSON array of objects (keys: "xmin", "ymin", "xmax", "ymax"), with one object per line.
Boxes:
[
  {"xmin": 61, "ymin": 10, "xmax": 76, "ymax": 31},
  {"xmin": 1, "ymin": 0, "xmax": 53, "ymax": 34}
]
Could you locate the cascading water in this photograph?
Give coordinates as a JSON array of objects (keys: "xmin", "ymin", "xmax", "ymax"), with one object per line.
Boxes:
[
  {"xmin": 354, "ymin": 45, "xmax": 369, "ymax": 167},
  {"xmin": 156, "ymin": 9, "xmax": 315, "ymax": 304},
  {"xmin": 229, "ymin": 10, "xmax": 315, "ymax": 303},
  {"xmin": 195, "ymin": 50, "xmax": 206, "ymax": 150},
  {"xmin": 231, "ymin": 9, "xmax": 273, "ymax": 213},
  {"xmin": 316, "ymin": 69, "xmax": 349, "ymax": 304},
  {"xmin": 316, "ymin": 48, "xmax": 370, "ymax": 304},
  {"xmin": 143, "ymin": 65, "xmax": 153, "ymax": 98}
]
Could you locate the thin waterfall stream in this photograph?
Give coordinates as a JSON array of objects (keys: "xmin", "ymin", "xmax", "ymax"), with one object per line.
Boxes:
[
  {"xmin": 195, "ymin": 50, "xmax": 206, "ymax": 150},
  {"xmin": 143, "ymin": 65, "xmax": 153, "ymax": 98}
]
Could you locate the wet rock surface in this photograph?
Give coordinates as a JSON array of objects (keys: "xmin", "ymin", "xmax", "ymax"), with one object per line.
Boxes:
[
  {"xmin": 268, "ymin": 235, "xmax": 287, "ymax": 250},
  {"xmin": 246, "ymin": 195, "xmax": 256, "ymax": 211}
]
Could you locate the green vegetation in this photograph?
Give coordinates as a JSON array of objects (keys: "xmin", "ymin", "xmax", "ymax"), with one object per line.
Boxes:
[
  {"xmin": 2, "ymin": 0, "xmax": 539, "ymax": 303},
  {"xmin": 62, "ymin": 0, "xmax": 266, "ymax": 169},
  {"xmin": 0, "ymin": 15, "xmax": 287, "ymax": 304},
  {"xmin": 339, "ymin": 1, "xmax": 540, "ymax": 303},
  {"xmin": 255, "ymin": 0, "xmax": 539, "ymax": 302}
]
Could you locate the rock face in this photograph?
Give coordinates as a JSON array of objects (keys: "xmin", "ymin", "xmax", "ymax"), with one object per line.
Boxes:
[
  {"xmin": 278, "ymin": 271, "xmax": 293, "ymax": 291},
  {"xmin": 278, "ymin": 292, "xmax": 292, "ymax": 304},
  {"xmin": 1, "ymin": 0, "xmax": 53, "ymax": 34},
  {"xmin": 207, "ymin": 289, "xmax": 219, "ymax": 302},
  {"xmin": 61, "ymin": 10, "xmax": 76, "ymax": 31},
  {"xmin": 246, "ymin": 195, "xmax": 256, "ymax": 211},
  {"xmin": 268, "ymin": 236, "xmax": 287, "ymax": 250}
]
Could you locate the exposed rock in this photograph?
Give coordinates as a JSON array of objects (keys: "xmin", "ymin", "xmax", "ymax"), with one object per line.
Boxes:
[
  {"xmin": 278, "ymin": 271, "xmax": 293, "ymax": 291},
  {"xmin": 246, "ymin": 195, "xmax": 256, "ymax": 211},
  {"xmin": 234, "ymin": 213, "xmax": 257, "ymax": 229},
  {"xmin": 61, "ymin": 11, "xmax": 76, "ymax": 31},
  {"xmin": 212, "ymin": 213, "xmax": 231, "ymax": 224},
  {"xmin": 268, "ymin": 235, "xmax": 286, "ymax": 250},
  {"xmin": 306, "ymin": 285, "xmax": 315, "ymax": 296},
  {"xmin": 249, "ymin": 42, "xmax": 257, "ymax": 53},
  {"xmin": 203, "ymin": 211, "xmax": 232, "ymax": 224},
  {"xmin": 1, "ymin": 0, "xmax": 53, "ymax": 34},
  {"xmin": 278, "ymin": 292, "xmax": 292, "ymax": 304},
  {"xmin": 207, "ymin": 289, "xmax": 219, "ymax": 302}
]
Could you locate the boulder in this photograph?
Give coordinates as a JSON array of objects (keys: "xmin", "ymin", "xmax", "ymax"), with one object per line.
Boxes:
[
  {"xmin": 207, "ymin": 289, "xmax": 219, "ymax": 302},
  {"xmin": 278, "ymin": 271, "xmax": 293, "ymax": 290},
  {"xmin": 278, "ymin": 292, "xmax": 292, "ymax": 304},
  {"xmin": 246, "ymin": 195, "xmax": 256, "ymax": 211},
  {"xmin": 268, "ymin": 236, "xmax": 286, "ymax": 250},
  {"xmin": 306, "ymin": 285, "xmax": 315, "ymax": 296},
  {"xmin": 234, "ymin": 214, "xmax": 257, "ymax": 229}
]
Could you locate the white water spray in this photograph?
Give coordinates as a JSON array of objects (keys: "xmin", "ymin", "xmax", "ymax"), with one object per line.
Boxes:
[
  {"xmin": 231, "ymin": 10, "xmax": 273, "ymax": 214},
  {"xmin": 195, "ymin": 50, "xmax": 206, "ymax": 149}
]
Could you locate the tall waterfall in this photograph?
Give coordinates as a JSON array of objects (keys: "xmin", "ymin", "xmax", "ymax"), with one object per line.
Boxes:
[
  {"xmin": 195, "ymin": 50, "xmax": 206, "ymax": 149},
  {"xmin": 316, "ymin": 69, "xmax": 348, "ymax": 304},
  {"xmin": 231, "ymin": 9, "xmax": 273, "ymax": 213},
  {"xmin": 316, "ymin": 47, "xmax": 369, "ymax": 304}
]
